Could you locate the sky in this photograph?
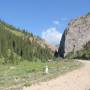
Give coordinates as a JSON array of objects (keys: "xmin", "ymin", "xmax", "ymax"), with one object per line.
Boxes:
[{"xmin": 0, "ymin": 0, "xmax": 90, "ymax": 45}]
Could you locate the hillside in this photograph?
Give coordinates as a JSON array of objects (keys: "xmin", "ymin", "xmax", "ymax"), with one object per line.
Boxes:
[
  {"xmin": 0, "ymin": 20, "xmax": 53, "ymax": 64},
  {"xmin": 58, "ymin": 13, "xmax": 90, "ymax": 58}
]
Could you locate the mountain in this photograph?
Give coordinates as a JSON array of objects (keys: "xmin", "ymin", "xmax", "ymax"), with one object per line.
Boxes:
[
  {"xmin": 58, "ymin": 13, "xmax": 90, "ymax": 58},
  {"xmin": 0, "ymin": 20, "xmax": 53, "ymax": 64},
  {"xmin": 74, "ymin": 41, "xmax": 90, "ymax": 59}
]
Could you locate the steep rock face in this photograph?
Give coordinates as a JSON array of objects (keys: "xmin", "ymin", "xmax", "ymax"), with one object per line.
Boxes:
[{"xmin": 58, "ymin": 13, "xmax": 90, "ymax": 57}]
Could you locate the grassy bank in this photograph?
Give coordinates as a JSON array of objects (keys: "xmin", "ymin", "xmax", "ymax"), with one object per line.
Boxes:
[{"xmin": 0, "ymin": 59, "xmax": 82, "ymax": 90}]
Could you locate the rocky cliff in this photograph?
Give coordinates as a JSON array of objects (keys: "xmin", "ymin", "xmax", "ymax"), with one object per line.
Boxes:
[{"xmin": 58, "ymin": 13, "xmax": 90, "ymax": 57}]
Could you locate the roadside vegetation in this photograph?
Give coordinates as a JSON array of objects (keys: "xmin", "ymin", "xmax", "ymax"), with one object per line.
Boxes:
[{"xmin": 0, "ymin": 58, "xmax": 82, "ymax": 90}]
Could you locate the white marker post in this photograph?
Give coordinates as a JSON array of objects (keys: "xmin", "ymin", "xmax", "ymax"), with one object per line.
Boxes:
[{"xmin": 45, "ymin": 65, "xmax": 48, "ymax": 74}]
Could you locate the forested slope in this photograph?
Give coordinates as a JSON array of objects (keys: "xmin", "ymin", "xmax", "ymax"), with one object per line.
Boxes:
[{"xmin": 0, "ymin": 20, "xmax": 53, "ymax": 64}]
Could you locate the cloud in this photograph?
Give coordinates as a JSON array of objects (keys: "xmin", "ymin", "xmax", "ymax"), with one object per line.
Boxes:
[
  {"xmin": 53, "ymin": 20, "xmax": 60, "ymax": 25},
  {"xmin": 42, "ymin": 27, "xmax": 62, "ymax": 45},
  {"xmin": 53, "ymin": 18, "xmax": 68, "ymax": 25}
]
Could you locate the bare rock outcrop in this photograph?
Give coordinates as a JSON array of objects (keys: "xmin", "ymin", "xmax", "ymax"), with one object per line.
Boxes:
[{"xmin": 58, "ymin": 13, "xmax": 90, "ymax": 57}]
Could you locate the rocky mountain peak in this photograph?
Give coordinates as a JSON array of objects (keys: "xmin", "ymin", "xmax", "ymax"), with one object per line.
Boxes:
[{"xmin": 58, "ymin": 13, "xmax": 90, "ymax": 57}]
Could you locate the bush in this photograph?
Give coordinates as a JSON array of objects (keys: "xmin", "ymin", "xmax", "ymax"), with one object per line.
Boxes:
[
  {"xmin": 3, "ymin": 49, "xmax": 22, "ymax": 64},
  {"xmin": 0, "ymin": 56, "xmax": 5, "ymax": 64}
]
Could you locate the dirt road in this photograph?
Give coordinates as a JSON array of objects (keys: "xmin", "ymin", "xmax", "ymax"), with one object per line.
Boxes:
[{"xmin": 23, "ymin": 60, "xmax": 90, "ymax": 90}]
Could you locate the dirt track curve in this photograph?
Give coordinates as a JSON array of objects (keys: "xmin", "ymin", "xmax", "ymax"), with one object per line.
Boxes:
[{"xmin": 23, "ymin": 60, "xmax": 90, "ymax": 90}]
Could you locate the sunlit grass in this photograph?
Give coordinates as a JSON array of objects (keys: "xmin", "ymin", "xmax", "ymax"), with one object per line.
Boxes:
[{"xmin": 0, "ymin": 59, "xmax": 82, "ymax": 90}]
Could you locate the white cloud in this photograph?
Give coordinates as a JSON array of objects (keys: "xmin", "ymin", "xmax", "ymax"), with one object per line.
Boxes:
[
  {"xmin": 42, "ymin": 27, "xmax": 62, "ymax": 45},
  {"xmin": 53, "ymin": 18, "xmax": 68, "ymax": 25},
  {"xmin": 53, "ymin": 20, "xmax": 60, "ymax": 25}
]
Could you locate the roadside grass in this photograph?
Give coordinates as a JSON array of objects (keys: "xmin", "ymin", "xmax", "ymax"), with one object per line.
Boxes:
[{"xmin": 0, "ymin": 59, "xmax": 82, "ymax": 90}]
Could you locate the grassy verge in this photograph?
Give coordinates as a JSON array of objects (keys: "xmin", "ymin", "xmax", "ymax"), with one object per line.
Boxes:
[{"xmin": 0, "ymin": 59, "xmax": 82, "ymax": 90}]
